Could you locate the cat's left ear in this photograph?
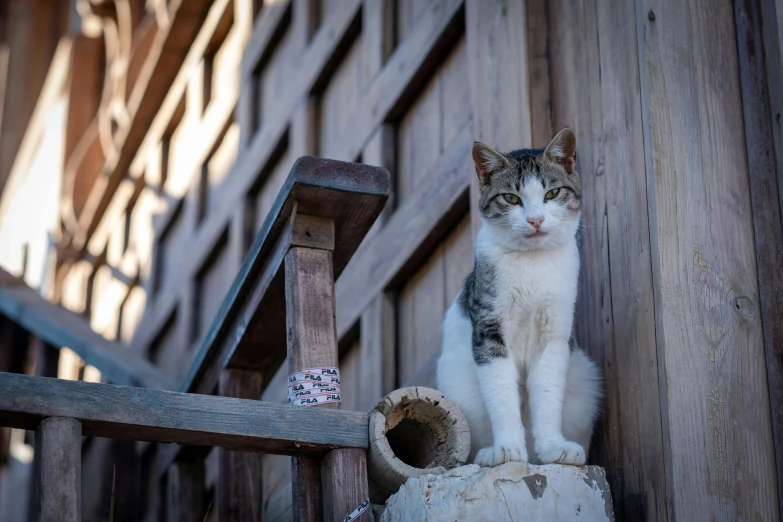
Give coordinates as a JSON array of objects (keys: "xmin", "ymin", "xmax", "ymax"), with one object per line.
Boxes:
[{"xmin": 544, "ymin": 127, "xmax": 577, "ymax": 173}]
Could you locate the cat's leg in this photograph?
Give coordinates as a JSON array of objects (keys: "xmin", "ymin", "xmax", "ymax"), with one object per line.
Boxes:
[
  {"xmin": 474, "ymin": 354, "xmax": 528, "ymax": 467},
  {"xmin": 527, "ymin": 337, "xmax": 586, "ymax": 465},
  {"xmin": 561, "ymin": 347, "xmax": 603, "ymax": 455},
  {"xmin": 437, "ymin": 305, "xmax": 493, "ymax": 460}
]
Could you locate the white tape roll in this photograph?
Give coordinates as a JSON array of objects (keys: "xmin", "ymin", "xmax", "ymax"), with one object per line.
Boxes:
[{"xmin": 288, "ymin": 367, "xmax": 341, "ymax": 406}]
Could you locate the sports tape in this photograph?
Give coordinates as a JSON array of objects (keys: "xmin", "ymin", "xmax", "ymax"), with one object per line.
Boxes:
[
  {"xmin": 342, "ymin": 498, "xmax": 371, "ymax": 522},
  {"xmin": 288, "ymin": 367, "xmax": 341, "ymax": 406}
]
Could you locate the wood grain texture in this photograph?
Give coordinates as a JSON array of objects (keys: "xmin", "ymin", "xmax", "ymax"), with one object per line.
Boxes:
[
  {"xmin": 0, "ymin": 279, "xmax": 175, "ymax": 390},
  {"xmin": 336, "ymin": 126, "xmax": 471, "ymax": 341},
  {"xmin": 217, "ymin": 369, "xmax": 263, "ymax": 522},
  {"xmin": 639, "ymin": 0, "xmax": 779, "ymax": 518},
  {"xmin": 286, "ymin": 248, "xmax": 339, "ymax": 374},
  {"xmin": 166, "ymin": 460, "xmax": 207, "ymax": 522},
  {"xmin": 181, "ymin": 157, "xmax": 389, "ymax": 393},
  {"xmin": 321, "ymin": 448, "xmax": 369, "ymax": 522},
  {"xmin": 34, "ymin": 417, "xmax": 81, "ymax": 522},
  {"xmin": 759, "ymin": 0, "xmax": 783, "ymax": 225},
  {"xmin": 0, "ymin": 372, "xmax": 368, "ymax": 455},
  {"xmin": 466, "ymin": 0, "xmax": 532, "ymax": 237},
  {"xmin": 332, "ymin": 0, "xmax": 465, "ymax": 163},
  {"xmin": 525, "ymin": 0, "xmax": 553, "ymax": 147},
  {"xmin": 734, "ymin": 0, "xmax": 783, "ymax": 516},
  {"xmin": 548, "ymin": 1, "xmax": 668, "ymax": 519},
  {"xmin": 359, "ymin": 294, "xmax": 396, "ymax": 409},
  {"xmin": 285, "ymin": 247, "xmax": 336, "ymax": 522}
]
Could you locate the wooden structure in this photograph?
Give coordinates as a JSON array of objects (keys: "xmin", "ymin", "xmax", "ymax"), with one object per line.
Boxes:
[
  {"xmin": 0, "ymin": 155, "xmax": 389, "ymax": 522},
  {"xmin": 0, "ymin": 0, "xmax": 781, "ymax": 521}
]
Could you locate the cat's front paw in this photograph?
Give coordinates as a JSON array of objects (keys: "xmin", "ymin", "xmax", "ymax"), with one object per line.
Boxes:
[
  {"xmin": 474, "ymin": 443, "xmax": 528, "ymax": 467},
  {"xmin": 536, "ymin": 439, "xmax": 586, "ymax": 466}
]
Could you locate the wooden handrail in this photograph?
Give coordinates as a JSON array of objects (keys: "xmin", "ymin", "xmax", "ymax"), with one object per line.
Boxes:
[
  {"xmin": 0, "ymin": 372, "xmax": 368, "ymax": 455},
  {"xmin": 180, "ymin": 156, "xmax": 389, "ymax": 395}
]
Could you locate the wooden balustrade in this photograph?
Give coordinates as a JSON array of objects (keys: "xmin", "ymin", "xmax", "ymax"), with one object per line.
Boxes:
[{"xmin": 0, "ymin": 155, "xmax": 389, "ymax": 521}]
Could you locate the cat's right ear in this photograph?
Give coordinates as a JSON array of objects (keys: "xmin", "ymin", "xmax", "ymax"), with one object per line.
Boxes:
[{"xmin": 472, "ymin": 142, "xmax": 510, "ymax": 185}]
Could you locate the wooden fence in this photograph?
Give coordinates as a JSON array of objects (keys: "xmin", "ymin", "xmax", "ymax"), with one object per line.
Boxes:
[{"xmin": 0, "ymin": 156, "xmax": 389, "ymax": 521}]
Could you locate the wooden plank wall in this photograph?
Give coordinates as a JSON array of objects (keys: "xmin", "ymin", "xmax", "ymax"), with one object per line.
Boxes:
[{"xmin": 52, "ymin": 0, "xmax": 783, "ymax": 520}]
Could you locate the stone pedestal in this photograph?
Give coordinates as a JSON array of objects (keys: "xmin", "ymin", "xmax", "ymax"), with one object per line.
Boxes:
[{"xmin": 378, "ymin": 462, "xmax": 614, "ymax": 522}]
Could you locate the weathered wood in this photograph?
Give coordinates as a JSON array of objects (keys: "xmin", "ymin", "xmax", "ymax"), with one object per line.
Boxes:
[
  {"xmin": 285, "ymin": 247, "xmax": 336, "ymax": 522},
  {"xmin": 548, "ymin": 1, "xmax": 667, "ymax": 519},
  {"xmin": 217, "ymin": 369, "xmax": 263, "ymax": 522},
  {"xmin": 321, "ymin": 449, "xmax": 369, "ymax": 522},
  {"xmin": 359, "ymin": 294, "xmax": 396, "ymax": 410},
  {"xmin": 166, "ymin": 460, "xmax": 207, "ymax": 522},
  {"xmin": 0, "ymin": 372, "xmax": 368, "ymax": 455},
  {"xmin": 336, "ymin": 127, "xmax": 470, "ymax": 341},
  {"xmin": 333, "ymin": 0, "xmax": 465, "ymax": 162},
  {"xmin": 181, "ymin": 157, "xmax": 389, "ymax": 394},
  {"xmin": 367, "ymin": 387, "xmax": 470, "ymax": 504},
  {"xmin": 466, "ymin": 0, "xmax": 532, "ymax": 237},
  {"xmin": 0, "ymin": 272, "xmax": 175, "ymax": 390},
  {"xmin": 34, "ymin": 417, "xmax": 81, "ymax": 522},
  {"xmin": 526, "ymin": 0, "xmax": 553, "ymax": 147},
  {"xmin": 639, "ymin": 0, "xmax": 779, "ymax": 518},
  {"xmin": 734, "ymin": 0, "xmax": 783, "ymax": 515}
]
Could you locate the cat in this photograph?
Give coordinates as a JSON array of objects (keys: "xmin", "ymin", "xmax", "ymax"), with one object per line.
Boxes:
[{"xmin": 436, "ymin": 128, "xmax": 602, "ymax": 468}]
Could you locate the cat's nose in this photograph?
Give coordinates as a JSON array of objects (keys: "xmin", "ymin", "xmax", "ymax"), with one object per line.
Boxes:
[{"xmin": 527, "ymin": 216, "xmax": 544, "ymax": 229}]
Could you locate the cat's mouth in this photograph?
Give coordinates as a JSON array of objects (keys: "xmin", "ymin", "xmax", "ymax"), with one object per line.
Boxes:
[{"xmin": 526, "ymin": 230, "xmax": 548, "ymax": 238}]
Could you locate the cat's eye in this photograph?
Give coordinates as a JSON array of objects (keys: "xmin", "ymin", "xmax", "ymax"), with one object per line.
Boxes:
[
  {"xmin": 544, "ymin": 188, "xmax": 561, "ymax": 201},
  {"xmin": 502, "ymin": 194, "xmax": 521, "ymax": 205}
]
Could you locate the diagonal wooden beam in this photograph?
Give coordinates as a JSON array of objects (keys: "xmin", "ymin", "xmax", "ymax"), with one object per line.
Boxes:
[{"xmin": 0, "ymin": 269, "xmax": 176, "ymax": 390}]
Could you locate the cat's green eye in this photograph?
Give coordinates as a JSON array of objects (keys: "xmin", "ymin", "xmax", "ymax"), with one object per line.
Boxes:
[
  {"xmin": 544, "ymin": 188, "xmax": 561, "ymax": 201},
  {"xmin": 502, "ymin": 194, "xmax": 521, "ymax": 205}
]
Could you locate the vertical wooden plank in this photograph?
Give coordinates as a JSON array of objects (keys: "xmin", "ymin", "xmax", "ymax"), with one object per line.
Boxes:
[
  {"xmin": 548, "ymin": 1, "xmax": 669, "ymax": 519},
  {"xmin": 759, "ymin": 0, "xmax": 783, "ymax": 219},
  {"xmin": 285, "ymin": 246, "xmax": 337, "ymax": 522},
  {"xmin": 638, "ymin": 0, "xmax": 779, "ymax": 519},
  {"xmin": 734, "ymin": 0, "xmax": 783, "ymax": 516},
  {"xmin": 360, "ymin": 123, "xmax": 397, "ymax": 405},
  {"xmin": 525, "ymin": 0, "xmax": 553, "ymax": 146},
  {"xmin": 466, "ymin": 0, "xmax": 532, "ymax": 238},
  {"xmin": 362, "ymin": 0, "xmax": 395, "ymax": 87},
  {"xmin": 217, "ymin": 369, "xmax": 263, "ymax": 522},
  {"xmin": 359, "ymin": 294, "xmax": 395, "ymax": 409},
  {"xmin": 285, "ymin": 238, "xmax": 369, "ymax": 522},
  {"xmin": 320, "ymin": 448, "xmax": 369, "ymax": 521},
  {"xmin": 34, "ymin": 417, "xmax": 81, "ymax": 522},
  {"xmin": 166, "ymin": 460, "xmax": 207, "ymax": 522}
]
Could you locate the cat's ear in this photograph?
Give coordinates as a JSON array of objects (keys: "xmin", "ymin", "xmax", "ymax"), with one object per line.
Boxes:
[
  {"xmin": 544, "ymin": 127, "xmax": 577, "ymax": 173},
  {"xmin": 472, "ymin": 142, "xmax": 510, "ymax": 184}
]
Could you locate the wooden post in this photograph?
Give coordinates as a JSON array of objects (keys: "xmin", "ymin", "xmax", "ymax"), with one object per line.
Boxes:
[
  {"xmin": 217, "ymin": 369, "xmax": 263, "ymax": 522},
  {"xmin": 285, "ymin": 213, "xmax": 370, "ymax": 522},
  {"xmin": 166, "ymin": 460, "xmax": 206, "ymax": 522},
  {"xmin": 34, "ymin": 417, "xmax": 81, "ymax": 522}
]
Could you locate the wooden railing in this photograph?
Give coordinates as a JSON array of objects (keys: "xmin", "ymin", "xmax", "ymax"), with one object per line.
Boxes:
[{"xmin": 0, "ymin": 156, "xmax": 390, "ymax": 521}]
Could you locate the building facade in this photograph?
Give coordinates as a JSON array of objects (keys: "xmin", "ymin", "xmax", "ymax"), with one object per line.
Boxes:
[{"xmin": 0, "ymin": 0, "xmax": 782, "ymax": 520}]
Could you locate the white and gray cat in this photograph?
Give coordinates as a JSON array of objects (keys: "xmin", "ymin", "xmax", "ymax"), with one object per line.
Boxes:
[{"xmin": 436, "ymin": 128, "xmax": 602, "ymax": 468}]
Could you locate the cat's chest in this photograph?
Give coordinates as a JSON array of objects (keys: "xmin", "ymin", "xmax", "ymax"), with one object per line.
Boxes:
[{"xmin": 494, "ymin": 252, "xmax": 575, "ymax": 310}]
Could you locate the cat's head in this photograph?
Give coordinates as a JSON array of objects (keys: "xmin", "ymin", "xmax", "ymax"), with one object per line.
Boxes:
[{"xmin": 472, "ymin": 127, "xmax": 581, "ymax": 252}]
